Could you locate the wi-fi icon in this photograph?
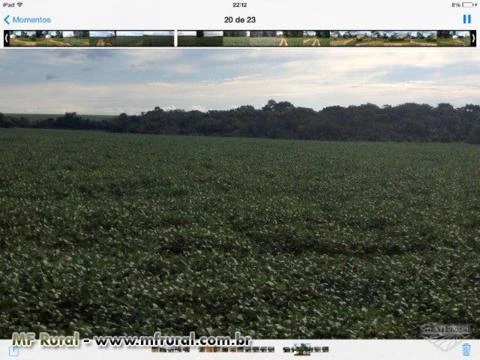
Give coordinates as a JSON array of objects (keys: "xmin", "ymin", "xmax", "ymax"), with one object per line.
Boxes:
[{"xmin": 17, "ymin": 2, "xmax": 23, "ymax": 6}]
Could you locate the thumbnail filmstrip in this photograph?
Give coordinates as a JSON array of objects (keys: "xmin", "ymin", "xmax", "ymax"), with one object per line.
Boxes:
[
  {"xmin": 3, "ymin": 30, "xmax": 476, "ymax": 48},
  {"xmin": 176, "ymin": 30, "xmax": 476, "ymax": 47},
  {"xmin": 178, "ymin": 30, "xmax": 331, "ymax": 47},
  {"xmin": 3, "ymin": 30, "xmax": 175, "ymax": 47}
]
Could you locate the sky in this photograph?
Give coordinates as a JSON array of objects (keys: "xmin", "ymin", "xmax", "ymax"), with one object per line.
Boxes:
[
  {"xmin": 89, "ymin": 31, "xmax": 115, "ymax": 38},
  {"xmin": 0, "ymin": 49, "xmax": 478, "ymax": 114},
  {"xmin": 117, "ymin": 31, "xmax": 173, "ymax": 37}
]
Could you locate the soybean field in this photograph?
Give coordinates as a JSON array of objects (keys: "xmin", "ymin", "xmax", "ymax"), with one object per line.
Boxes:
[{"xmin": 1, "ymin": 128, "xmax": 479, "ymax": 338}]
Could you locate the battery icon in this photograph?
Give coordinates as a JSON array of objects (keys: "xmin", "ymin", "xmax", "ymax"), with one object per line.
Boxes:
[{"xmin": 462, "ymin": 2, "xmax": 474, "ymax": 7}]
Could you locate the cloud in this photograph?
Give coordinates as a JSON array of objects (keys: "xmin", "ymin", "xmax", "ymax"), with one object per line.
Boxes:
[
  {"xmin": 16, "ymin": 50, "xmax": 116, "ymax": 66},
  {"xmin": 0, "ymin": 49, "xmax": 479, "ymax": 114},
  {"xmin": 85, "ymin": 50, "xmax": 116, "ymax": 59},
  {"xmin": 89, "ymin": 31, "xmax": 115, "ymax": 38},
  {"xmin": 124, "ymin": 50, "xmax": 184, "ymax": 70},
  {"xmin": 117, "ymin": 31, "xmax": 143, "ymax": 37}
]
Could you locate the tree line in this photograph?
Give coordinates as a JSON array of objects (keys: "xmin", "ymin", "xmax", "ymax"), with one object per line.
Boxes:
[{"xmin": 1, "ymin": 100, "xmax": 480, "ymax": 143}]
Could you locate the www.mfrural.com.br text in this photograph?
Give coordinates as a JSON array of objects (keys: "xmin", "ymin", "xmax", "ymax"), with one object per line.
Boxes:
[{"xmin": 11, "ymin": 331, "xmax": 252, "ymax": 348}]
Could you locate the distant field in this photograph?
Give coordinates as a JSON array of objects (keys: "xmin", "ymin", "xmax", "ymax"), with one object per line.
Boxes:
[
  {"xmin": 178, "ymin": 36, "xmax": 223, "ymax": 47},
  {"xmin": 1, "ymin": 128, "xmax": 479, "ymax": 338},
  {"xmin": 89, "ymin": 37, "xmax": 116, "ymax": 47},
  {"xmin": 270, "ymin": 37, "xmax": 330, "ymax": 47},
  {"xmin": 179, "ymin": 36, "xmax": 330, "ymax": 47},
  {"xmin": 223, "ymin": 36, "xmax": 251, "ymax": 47},
  {"xmin": 10, "ymin": 37, "xmax": 36, "ymax": 46},
  {"xmin": 116, "ymin": 36, "xmax": 174, "ymax": 47},
  {"xmin": 301, "ymin": 37, "xmax": 330, "ymax": 47},
  {"xmin": 10, "ymin": 36, "xmax": 175, "ymax": 47},
  {"xmin": 5, "ymin": 114, "xmax": 115, "ymax": 122},
  {"xmin": 331, "ymin": 38, "xmax": 438, "ymax": 47},
  {"xmin": 437, "ymin": 38, "xmax": 471, "ymax": 47},
  {"xmin": 10, "ymin": 37, "xmax": 89, "ymax": 47},
  {"xmin": 330, "ymin": 38, "xmax": 358, "ymax": 46},
  {"xmin": 248, "ymin": 37, "xmax": 278, "ymax": 47},
  {"xmin": 352, "ymin": 39, "xmax": 387, "ymax": 47},
  {"xmin": 382, "ymin": 39, "xmax": 438, "ymax": 47},
  {"xmin": 142, "ymin": 36, "xmax": 174, "ymax": 47},
  {"xmin": 246, "ymin": 37, "xmax": 329, "ymax": 47},
  {"xmin": 115, "ymin": 36, "xmax": 144, "ymax": 47}
]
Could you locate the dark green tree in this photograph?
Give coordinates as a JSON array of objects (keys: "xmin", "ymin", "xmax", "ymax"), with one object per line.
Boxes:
[{"xmin": 467, "ymin": 127, "xmax": 480, "ymax": 144}]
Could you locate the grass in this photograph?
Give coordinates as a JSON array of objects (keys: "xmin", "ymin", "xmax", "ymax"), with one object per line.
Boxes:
[
  {"xmin": 437, "ymin": 38, "xmax": 471, "ymax": 47},
  {"xmin": 247, "ymin": 37, "xmax": 278, "ymax": 47},
  {"xmin": 89, "ymin": 37, "xmax": 116, "ymax": 47},
  {"xmin": 223, "ymin": 36, "xmax": 251, "ymax": 47},
  {"xmin": 1, "ymin": 128, "xmax": 479, "ymax": 338},
  {"xmin": 10, "ymin": 36, "xmax": 174, "ymax": 47},
  {"xmin": 115, "ymin": 37, "xmax": 144, "ymax": 47},
  {"xmin": 300, "ymin": 37, "xmax": 330, "ymax": 47},
  {"xmin": 331, "ymin": 38, "xmax": 438, "ymax": 47},
  {"xmin": 116, "ymin": 36, "xmax": 174, "ymax": 47},
  {"xmin": 330, "ymin": 38, "xmax": 358, "ymax": 46},
  {"xmin": 178, "ymin": 36, "xmax": 223, "ymax": 47},
  {"xmin": 5, "ymin": 114, "xmax": 115, "ymax": 122},
  {"xmin": 246, "ymin": 37, "xmax": 330, "ymax": 47},
  {"xmin": 10, "ymin": 37, "xmax": 89, "ymax": 47},
  {"xmin": 142, "ymin": 36, "xmax": 174, "ymax": 47}
]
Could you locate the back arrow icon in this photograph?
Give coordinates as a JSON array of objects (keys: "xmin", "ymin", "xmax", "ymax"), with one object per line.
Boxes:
[{"xmin": 4, "ymin": 15, "xmax": 10, "ymax": 25}]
